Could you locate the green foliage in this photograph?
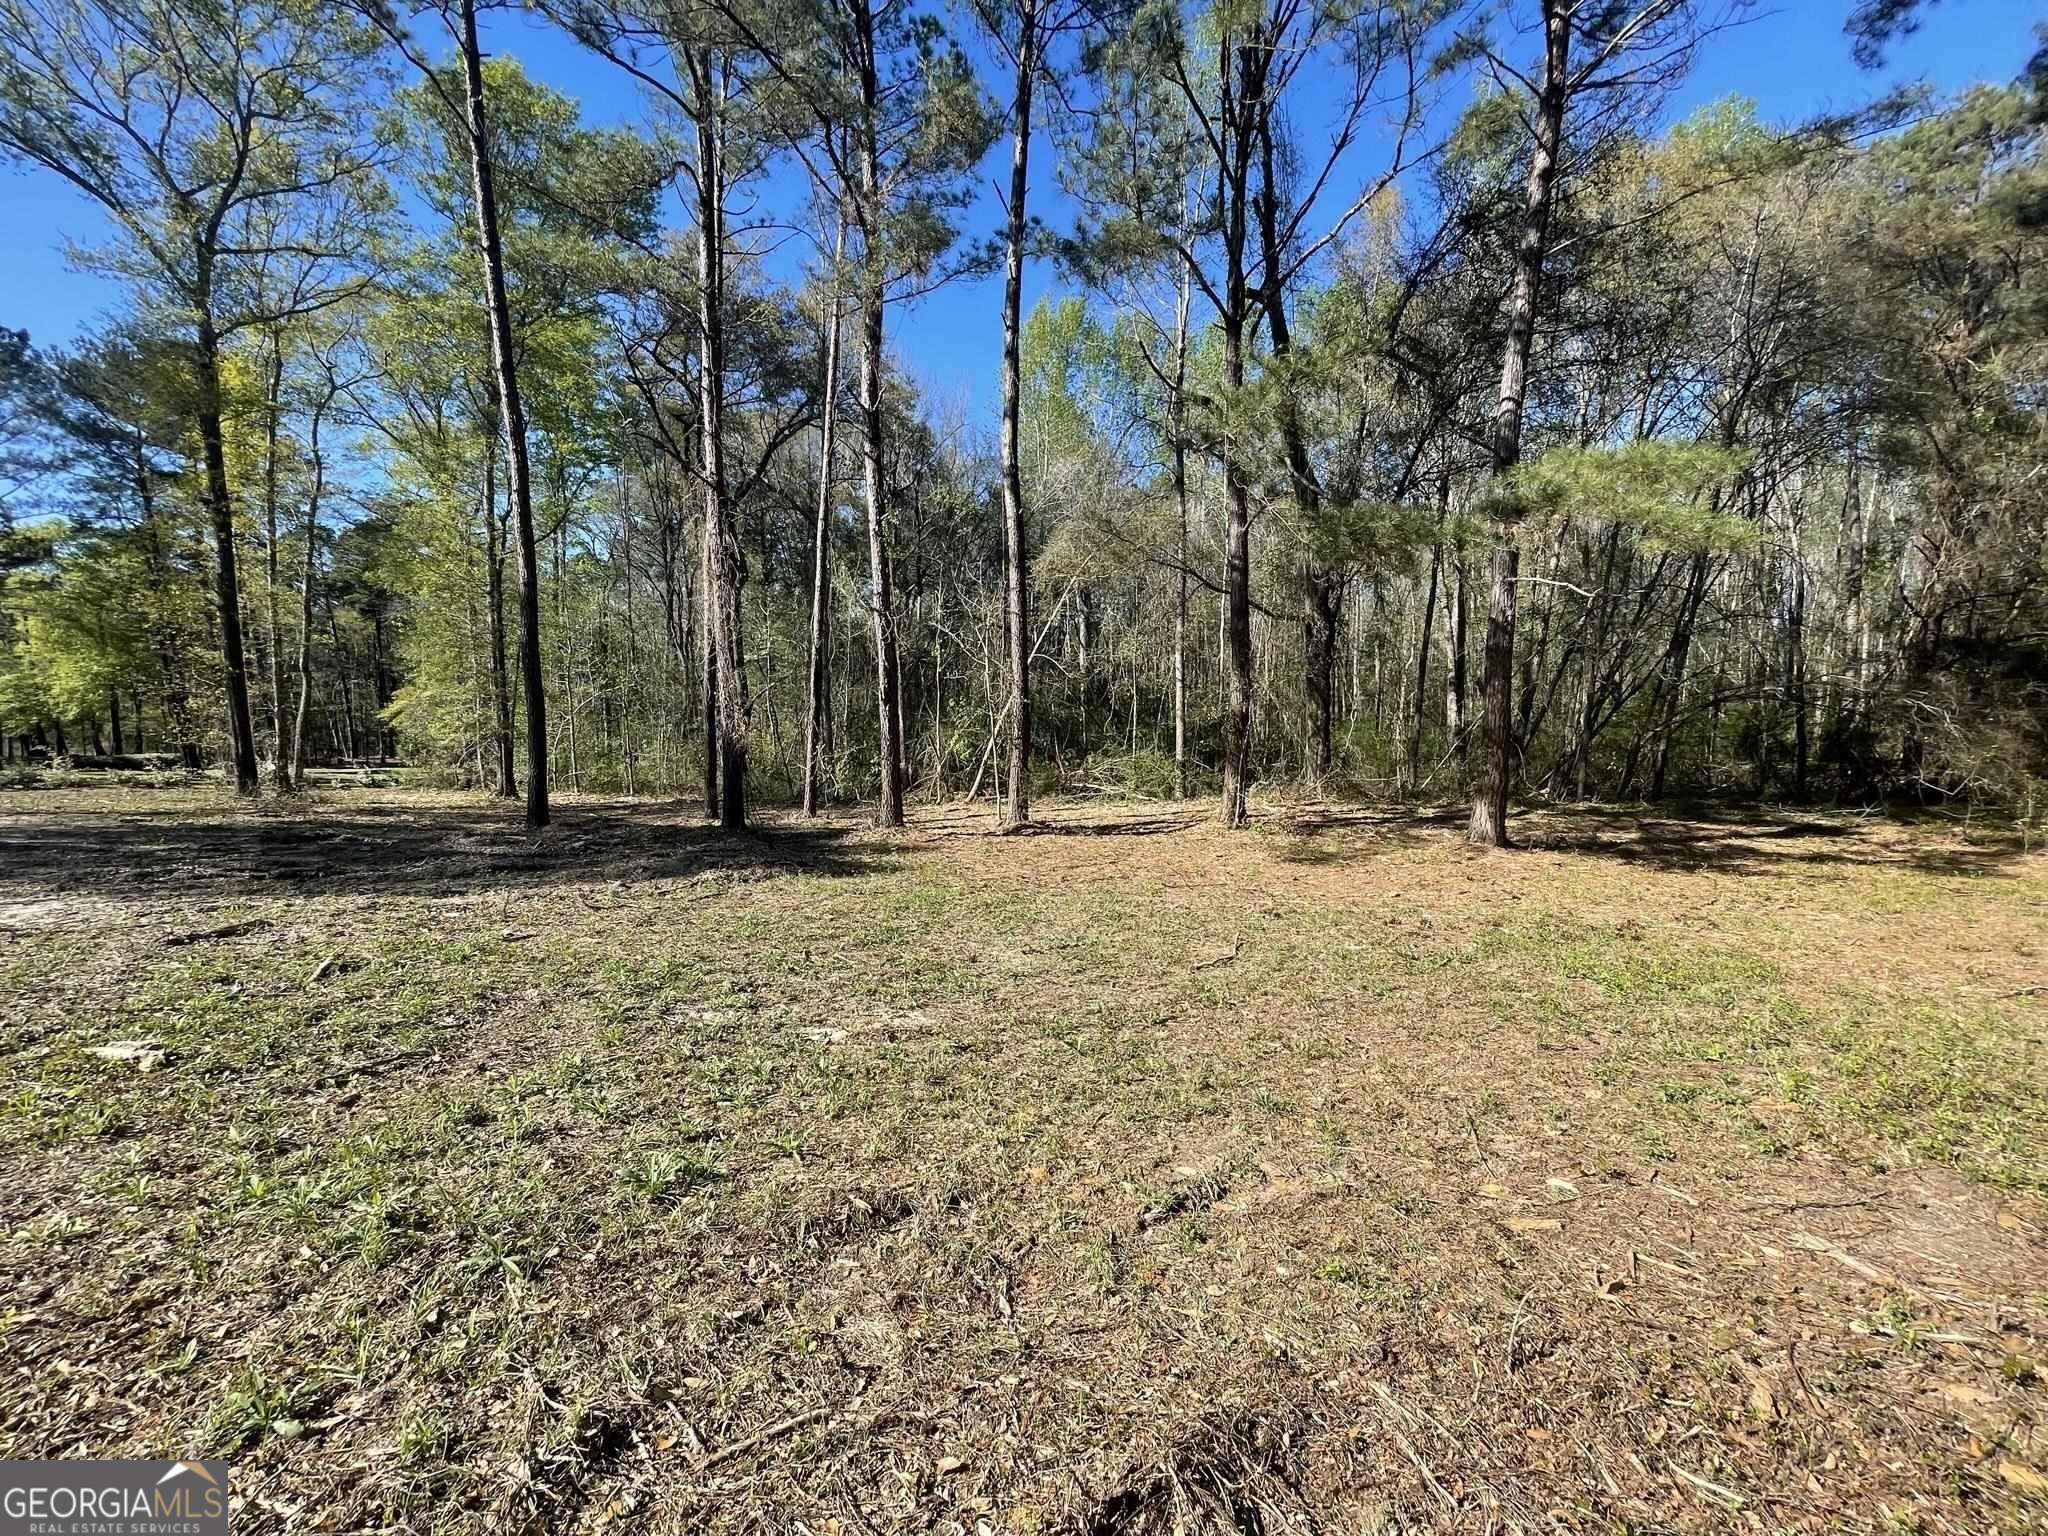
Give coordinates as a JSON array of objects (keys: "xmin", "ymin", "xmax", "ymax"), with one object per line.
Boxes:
[{"xmin": 1511, "ymin": 441, "xmax": 1755, "ymax": 552}]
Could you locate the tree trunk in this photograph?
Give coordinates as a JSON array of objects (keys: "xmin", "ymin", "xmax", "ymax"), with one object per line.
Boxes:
[
  {"xmin": 1446, "ymin": 545, "xmax": 1467, "ymax": 761},
  {"xmin": 1468, "ymin": 0, "xmax": 1568, "ymax": 848},
  {"xmin": 1649, "ymin": 553, "xmax": 1712, "ymax": 800},
  {"xmin": 290, "ymin": 387, "xmax": 329, "ymax": 788},
  {"xmin": 1407, "ymin": 535, "xmax": 1441, "ymax": 791},
  {"xmin": 1471, "ymin": 547, "xmax": 1520, "ymax": 842},
  {"xmin": 261, "ymin": 331, "xmax": 289, "ymax": 788},
  {"xmin": 372, "ymin": 606, "xmax": 395, "ymax": 758},
  {"xmin": 1254, "ymin": 109, "xmax": 1336, "ymax": 791},
  {"xmin": 692, "ymin": 53, "xmax": 747, "ymax": 831},
  {"xmin": 701, "ymin": 507, "xmax": 719, "ymax": 817},
  {"xmin": 1218, "ymin": 92, "xmax": 1254, "ymax": 829},
  {"xmin": 998, "ymin": 13, "xmax": 1038, "ymax": 830},
  {"xmin": 1221, "ymin": 465, "xmax": 1253, "ymax": 827},
  {"xmin": 331, "ymin": 606, "xmax": 357, "ymax": 762},
  {"xmin": 1171, "ymin": 266, "xmax": 1192, "ymax": 799},
  {"xmin": 1789, "ymin": 553, "xmax": 1809, "ymax": 801},
  {"xmin": 853, "ymin": 18, "xmax": 905, "ymax": 828},
  {"xmin": 1304, "ymin": 574, "xmax": 1340, "ymax": 781},
  {"xmin": 803, "ymin": 210, "xmax": 846, "ymax": 816},
  {"xmin": 458, "ymin": 0, "xmax": 548, "ymax": 829},
  {"xmin": 194, "ymin": 311, "xmax": 260, "ymax": 796},
  {"xmin": 483, "ymin": 439, "xmax": 517, "ymax": 798}
]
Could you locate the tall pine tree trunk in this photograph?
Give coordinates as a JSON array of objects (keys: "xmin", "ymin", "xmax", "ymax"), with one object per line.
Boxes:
[
  {"xmin": 803, "ymin": 211, "xmax": 846, "ymax": 816},
  {"xmin": 1254, "ymin": 112, "xmax": 1336, "ymax": 789},
  {"xmin": 194, "ymin": 306, "xmax": 260, "ymax": 795},
  {"xmin": 458, "ymin": 0, "xmax": 548, "ymax": 828},
  {"xmin": 997, "ymin": 11, "xmax": 1038, "ymax": 830},
  {"xmin": 700, "ymin": 506, "xmax": 719, "ymax": 817},
  {"xmin": 1469, "ymin": 0, "xmax": 1568, "ymax": 847},
  {"xmin": 692, "ymin": 53, "xmax": 747, "ymax": 830},
  {"xmin": 1218, "ymin": 119, "xmax": 1254, "ymax": 828},
  {"xmin": 853, "ymin": 13, "xmax": 905, "ymax": 828},
  {"xmin": 1171, "ymin": 270, "xmax": 1192, "ymax": 800}
]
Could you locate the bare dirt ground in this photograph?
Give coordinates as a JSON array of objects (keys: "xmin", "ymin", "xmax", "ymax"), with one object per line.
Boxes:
[{"xmin": 1, "ymin": 784, "xmax": 2044, "ymax": 1534}]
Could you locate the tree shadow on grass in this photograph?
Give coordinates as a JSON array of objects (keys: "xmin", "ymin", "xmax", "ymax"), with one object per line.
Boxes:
[
  {"xmin": 908, "ymin": 800, "xmax": 1208, "ymax": 839},
  {"xmin": 1518, "ymin": 811, "xmax": 2034, "ymax": 879},
  {"xmin": 1248, "ymin": 797, "xmax": 2035, "ymax": 879},
  {"xmin": 1262, "ymin": 802, "xmax": 1460, "ymax": 865},
  {"xmin": 0, "ymin": 799, "xmax": 909, "ymax": 903},
  {"xmin": 1010, "ymin": 813, "xmax": 1207, "ymax": 838}
]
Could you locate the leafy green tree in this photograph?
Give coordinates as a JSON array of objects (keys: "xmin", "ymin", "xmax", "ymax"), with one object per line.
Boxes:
[{"xmin": 0, "ymin": 0, "xmax": 391, "ymax": 791}]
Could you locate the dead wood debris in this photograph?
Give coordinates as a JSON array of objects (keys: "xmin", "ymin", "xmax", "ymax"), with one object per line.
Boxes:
[{"xmin": 163, "ymin": 917, "xmax": 271, "ymax": 946}]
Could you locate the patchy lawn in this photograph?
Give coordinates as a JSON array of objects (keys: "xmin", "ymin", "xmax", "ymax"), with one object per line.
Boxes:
[{"xmin": 1, "ymin": 784, "xmax": 2044, "ymax": 1534}]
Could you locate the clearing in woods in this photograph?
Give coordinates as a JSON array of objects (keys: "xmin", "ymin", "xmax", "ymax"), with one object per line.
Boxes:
[{"xmin": 0, "ymin": 785, "xmax": 2044, "ymax": 1533}]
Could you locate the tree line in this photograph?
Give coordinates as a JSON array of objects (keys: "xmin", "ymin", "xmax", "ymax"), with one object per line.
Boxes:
[{"xmin": 0, "ymin": 0, "xmax": 2041, "ymax": 842}]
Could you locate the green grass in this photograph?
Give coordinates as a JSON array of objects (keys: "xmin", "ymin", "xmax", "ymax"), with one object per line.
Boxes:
[{"xmin": 0, "ymin": 788, "xmax": 2042, "ymax": 1532}]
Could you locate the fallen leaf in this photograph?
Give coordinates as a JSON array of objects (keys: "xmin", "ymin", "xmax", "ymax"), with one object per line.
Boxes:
[
  {"xmin": 1999, "ymin": 1459, "xmax": 2048, "ymax": 1494},
  {"xmin": 1478, "ymin": 1183, "xmax": 1509, "ymax": 1200},
  {"xmin": 87, "ymin": 1040, "xmax": 166, "ymax": 1072},
  {"xmin": 1505, "ymin": 1217, "xmax": 1561, "ymax": 1234},
  {"xmin": 1936, "ymin": 1382, "xmax": 1998, "ymax": 1408},
  {"xmin": 937, "ymin": 1455, "xmax": 966, "ymax": 1475}
]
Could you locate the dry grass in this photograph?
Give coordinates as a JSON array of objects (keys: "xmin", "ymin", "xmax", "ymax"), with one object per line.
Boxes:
[{"xmin": 1, "ymin": 782, "xmax": 2045, "ymax": 1534}]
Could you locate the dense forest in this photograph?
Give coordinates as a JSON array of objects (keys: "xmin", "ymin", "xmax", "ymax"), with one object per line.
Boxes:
[{"xmin": 0, "ymin": 0, "xmax": 2042, "ymax": 843}]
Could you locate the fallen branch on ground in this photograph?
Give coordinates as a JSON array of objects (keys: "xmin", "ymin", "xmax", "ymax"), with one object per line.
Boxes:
[
  {"xmin": 694, "ymin": 1407, "xmax": 830, "ymax": 1471},
  {"xmin": 164, "ymin": 917, "xmax": 271, "ymax": 946}
]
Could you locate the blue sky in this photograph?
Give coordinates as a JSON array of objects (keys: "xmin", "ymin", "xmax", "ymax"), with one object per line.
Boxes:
[{"xmin": 1, "ymin": 0, "xmax": 2037, "ymax": 426}]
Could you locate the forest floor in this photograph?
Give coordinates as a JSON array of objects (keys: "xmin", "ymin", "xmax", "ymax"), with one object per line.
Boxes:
[{"xmin": 1, "ymin": 784, "xmax": 2045, "ymax": 1535}]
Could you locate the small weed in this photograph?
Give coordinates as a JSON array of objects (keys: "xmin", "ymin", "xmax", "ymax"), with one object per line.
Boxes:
[
  {"xmin": 625, "ymin": 1145, "xmax": 722, "ymax": 1205},
  {"xmin": 1082, "ymin": 1231, "xmax": 1122, "ymax": 1295},
  {"xmin": 208, "ymin": 1369, "xmax": 313, "ymax": 1454},
  {"xmin": 398, "ymin": 1409, "xmax": 453, "ymax": 1465}
]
